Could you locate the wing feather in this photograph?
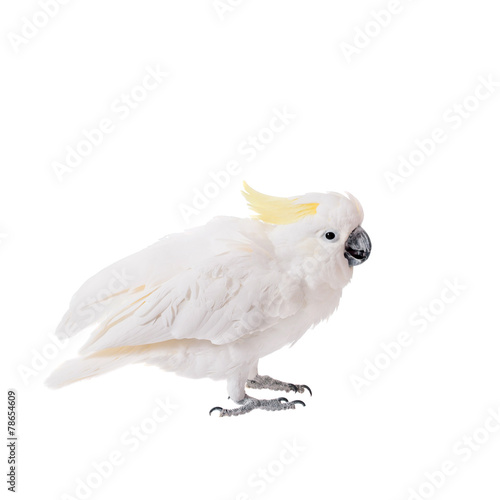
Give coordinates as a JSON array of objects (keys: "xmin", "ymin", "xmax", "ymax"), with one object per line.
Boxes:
[{"xmin": 56, "ymin": 217, "xmax": 304, "ymax": 353}]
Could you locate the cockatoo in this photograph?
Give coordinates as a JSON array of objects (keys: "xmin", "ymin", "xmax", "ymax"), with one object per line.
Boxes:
[{"xmin": 47, "ymin": 182, "xmax": 371, "ymax": 417}]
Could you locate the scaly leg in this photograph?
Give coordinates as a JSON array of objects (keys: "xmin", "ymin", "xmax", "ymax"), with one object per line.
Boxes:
[
  {"xmin": 246, "ymin": 374, "xmax": 312, "ymax": 396},
  {"xmin": 209, "ymin": 366, "xmax": 306, "ymax": 417},
  {"xmin": 209, "ymin": 395, "xmax": 304, "ymax": 417}
]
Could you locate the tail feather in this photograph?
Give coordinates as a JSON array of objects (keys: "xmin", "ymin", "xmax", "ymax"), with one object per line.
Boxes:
[{"xmin": 45, "ymin": 345, "xmax": 150, "ymax": 388}]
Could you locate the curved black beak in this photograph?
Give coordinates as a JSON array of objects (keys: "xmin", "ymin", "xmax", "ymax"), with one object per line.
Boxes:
[{"xmin": 344, "ymin": 226, "xmax": 371, "ymax": 267}]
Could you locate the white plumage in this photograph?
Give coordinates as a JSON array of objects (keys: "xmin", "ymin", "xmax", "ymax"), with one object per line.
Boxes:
[{"xmin": 47, "ymin": 183, "xmax": 370, "ymax": 416}]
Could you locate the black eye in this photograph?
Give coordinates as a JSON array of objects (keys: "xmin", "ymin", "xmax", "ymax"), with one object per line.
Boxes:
[{"xmin": 325, "ymin": 232, "xmax": 336, "ymax": 240}]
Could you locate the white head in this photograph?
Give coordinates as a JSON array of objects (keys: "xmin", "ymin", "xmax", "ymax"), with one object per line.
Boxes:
[{"xmin": 242, "ymin": 182, "xmax": 371, "ymax": 290}]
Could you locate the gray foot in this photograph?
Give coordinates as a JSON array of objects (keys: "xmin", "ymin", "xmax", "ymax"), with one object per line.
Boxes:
[
  {"xmin": 246, "ymin": 374, "xmax": 312, "ymax": 396},
  {"xmin": 209, "ymin": 395, "xmax": 305, "ymax": 417}
]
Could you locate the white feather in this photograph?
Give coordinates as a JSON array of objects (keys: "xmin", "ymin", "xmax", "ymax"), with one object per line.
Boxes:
[{"xmin": 48, "ymin": 191, "xmax": 365, "ymax": 400}]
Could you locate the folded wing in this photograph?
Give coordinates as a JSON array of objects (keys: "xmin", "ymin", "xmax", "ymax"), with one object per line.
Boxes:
[{"xmin": 56, "ymin": 217, "xmax": 305, "ymax": 353}]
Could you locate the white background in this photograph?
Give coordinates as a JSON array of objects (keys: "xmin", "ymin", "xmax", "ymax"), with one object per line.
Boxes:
[{"xmin": 2, "ymin": 1, "xmax": 500, "ymax": 499}]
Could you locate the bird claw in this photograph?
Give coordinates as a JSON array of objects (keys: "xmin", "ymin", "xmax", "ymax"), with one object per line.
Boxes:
[
  {"xmin": 209, "ymin": 406, "xmax": 223, "ymax": 416},
  {"xmin": 209, "ymin": 395, "xmax": 304, "ymax": 417},
  {"xmin": 298, "ymin": 384, "xmax": 313, "ymax": 397},
  {"xmin": 287, "ymin": 384, "xmax": 312, "ymax": 396}
]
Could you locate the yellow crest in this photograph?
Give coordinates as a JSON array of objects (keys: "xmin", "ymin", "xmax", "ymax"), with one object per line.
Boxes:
[{"xmin": 241, "ymin": 182, "xmax": 318, "ymax": 225}]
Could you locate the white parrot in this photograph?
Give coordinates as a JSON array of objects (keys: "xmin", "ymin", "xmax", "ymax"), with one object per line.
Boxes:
[{"xmin": 47, "ymin": 182, "xmax": 371, "ymax": 417}]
